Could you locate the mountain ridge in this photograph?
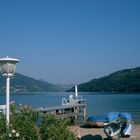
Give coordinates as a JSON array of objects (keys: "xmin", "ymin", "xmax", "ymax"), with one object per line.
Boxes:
[
  {"xmin": 1, "ymin": 67, "xmax": 140, "ymax": 93},
  {"xmin": 0, "ymin": 73, "xmax": 64, "ymax": 93},
  {"xmin": 68, "ymin": 67, "xmax": 140, "ymax": 92}
]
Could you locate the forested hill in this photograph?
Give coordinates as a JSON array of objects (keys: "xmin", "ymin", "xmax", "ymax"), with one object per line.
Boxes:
[
  {"xmin": 0, "ymin": 73, "xmax": 63, "ymax": 93},
  {"xmin": 68, "ymin": 67, "xmax": 140, "ymax": 92}
]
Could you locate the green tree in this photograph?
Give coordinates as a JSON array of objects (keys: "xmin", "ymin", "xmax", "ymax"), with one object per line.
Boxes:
[
  {"xmin": 0, "ymin": 104, "xmax": 77, "ymax": 140},
  {"xmin": 39, "ymin": 114, "xmax": 76, "ymax": 140},
  {"xmin": 10, "ymin": 104, "xmax": 40, "ymax": 140}
]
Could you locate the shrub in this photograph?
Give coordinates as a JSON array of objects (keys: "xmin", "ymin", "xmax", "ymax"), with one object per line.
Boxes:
[
  {"xmin": 0, "ymin": 104, "xmax": 77, "ymax": 140},
  {"xmin": 39, "ymin": 114, "xmax": 76, "ymax": 140},
  {"xmin": 10, "ymin": 104, "xmax": 40, "ymax": 139},
  {"xmin": 0, "ymin": 113, "xmax": 7, "ymax": 139}
]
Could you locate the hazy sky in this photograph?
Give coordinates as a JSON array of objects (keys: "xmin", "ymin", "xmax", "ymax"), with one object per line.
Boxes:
[{"xmin": 0, "ymin": 0, "xmax": 140, "ymax": 84}]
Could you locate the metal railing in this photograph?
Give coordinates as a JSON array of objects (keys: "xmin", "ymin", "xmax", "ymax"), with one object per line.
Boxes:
[{"xmin": 0, "ymin": 105, "xmax": 6, "ymax": 114}]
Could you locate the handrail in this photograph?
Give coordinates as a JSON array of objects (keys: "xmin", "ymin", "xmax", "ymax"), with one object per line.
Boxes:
[
  {"xmin": 0, "ymin": 105, "xmax": 6, "ymax": 114},
  {"xmin": 62, "ymin": 98, "xmax": 68, "ymax": 105}
]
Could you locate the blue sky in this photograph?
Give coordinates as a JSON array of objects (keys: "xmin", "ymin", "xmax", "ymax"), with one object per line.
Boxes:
[{"xmin": 0, "ymin": 0, "xmax": 140, "ymax": 84}]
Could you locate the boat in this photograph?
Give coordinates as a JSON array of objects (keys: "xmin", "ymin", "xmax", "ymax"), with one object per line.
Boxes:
[
  {"xmin": 86, "ymin": 115, "xmax": 108, "ymax": 127},
  {"xmin": 86, "ymin": 112, "xmax": 119, "ymax": 127},
  {"xmin": 87, "ymin": 112, "xmax": 132, "ymax": 128},
  {"xmin": 104, "ymin": 122, "xmax": 132, "ymax": 139},
  {"xmin": 119, "ymin": 112, "xmax": 132, "ymax": 122},
  {"xmin": 104, "ymin": 122, "xmax": 121, "ymax": 139},
  {"xmin": 104, "ymin": 112, "xmax": 132, "ymax": 139}
]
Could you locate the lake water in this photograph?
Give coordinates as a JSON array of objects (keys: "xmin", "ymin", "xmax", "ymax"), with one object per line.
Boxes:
[{"xmin": 0, "ymin": 92, "xmax": 140, "ymax": 123}]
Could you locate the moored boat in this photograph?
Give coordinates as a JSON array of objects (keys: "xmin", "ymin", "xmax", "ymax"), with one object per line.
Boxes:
[
  {"xmin": 104, "ymin": 112, "xmax": 132, "ymax": 139},
  {"xmin": 86, "ymin": 115, "xmax": 108, "ymax": 127},
  {"xmin": 87, "ymin": 112, "xmax": 119, "ymax": 127}
]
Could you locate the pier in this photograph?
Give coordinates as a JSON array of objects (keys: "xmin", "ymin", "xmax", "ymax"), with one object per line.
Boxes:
[
  {"xmin": 37, "ymin": 102, "xmax": 87, "ymax": 123},
  {"xmin": 36, "ymin": 86, "xmax": 87, "ymax": 123}
]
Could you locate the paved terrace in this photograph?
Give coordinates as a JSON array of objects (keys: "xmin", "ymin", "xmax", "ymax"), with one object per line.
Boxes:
[{"xmin": 69, "ymin": 124, "xmax": 140, "ymax": 140}]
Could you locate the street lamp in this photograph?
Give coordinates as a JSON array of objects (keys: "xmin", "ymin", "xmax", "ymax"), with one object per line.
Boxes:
[{"xmin": 0, "ymin": 56, "xmax": 20, "ymax": 125}]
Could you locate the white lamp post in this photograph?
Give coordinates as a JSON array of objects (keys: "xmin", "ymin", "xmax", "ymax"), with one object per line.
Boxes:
[{"xmin": 0, "ymin": 56, "xmax": 19, "ymax": 125}]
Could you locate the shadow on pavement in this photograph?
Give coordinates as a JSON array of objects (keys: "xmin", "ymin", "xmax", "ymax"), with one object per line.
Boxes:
[{"xmin": 80, "ymin": 134, "xmax": 103, "ymax": 140}]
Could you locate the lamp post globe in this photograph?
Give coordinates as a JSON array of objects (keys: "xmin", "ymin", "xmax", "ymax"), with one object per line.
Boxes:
[{"xmin": 0, "ymin": 56, "xmax": 20, "ymax": 125}]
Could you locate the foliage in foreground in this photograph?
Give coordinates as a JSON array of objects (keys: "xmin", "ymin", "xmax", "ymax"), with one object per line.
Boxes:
[
  {"xmin": 0, "ymin": 104, "xmax": 77, "ymax": 140},
  {"xmin": 40, "ymin": 114, "xmax": 76, "ymax": 140}
]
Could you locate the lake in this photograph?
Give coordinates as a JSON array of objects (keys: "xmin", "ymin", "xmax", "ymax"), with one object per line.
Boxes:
[{"xmin": 0, "ymin": 92, "xmax": 140, "ymax": 123}]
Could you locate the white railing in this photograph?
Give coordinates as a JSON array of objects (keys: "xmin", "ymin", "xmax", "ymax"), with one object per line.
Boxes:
[
  {"xmin": 62, "ymin": 95, "xmax": 85, "ymax": 105},
  {"xmin": 0, "ymin": 105, "xmax": 6, "ymax": 114},
  {"xmin": 62, "ymin": 98, "xmax": 68, "ymax": 105}
]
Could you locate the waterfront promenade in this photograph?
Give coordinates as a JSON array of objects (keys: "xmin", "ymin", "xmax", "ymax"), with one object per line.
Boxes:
[{"xmin": 69, "ymin": 124, "xmax": 140, "ymax": 140}]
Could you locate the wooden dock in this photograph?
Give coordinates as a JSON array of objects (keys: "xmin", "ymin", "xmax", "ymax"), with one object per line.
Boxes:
[{"xmin": 36, "ymin": 103, "xmax": 87, "ymax": 123}]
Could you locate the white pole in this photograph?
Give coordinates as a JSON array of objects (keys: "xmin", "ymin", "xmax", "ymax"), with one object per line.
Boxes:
[
  {"xmin": 6, "ymin": 76, "xmax": 10, "ymax": 125},
  {"xmin": 75, "ymin": 85, "xmax": 78, "ymax": 98}
]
